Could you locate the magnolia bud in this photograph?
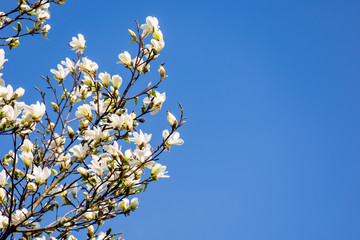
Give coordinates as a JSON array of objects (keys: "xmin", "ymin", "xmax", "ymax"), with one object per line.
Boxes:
[
  {"xmin": 153, "ymin": 29, "xmax": 163, "ymax": 41},
  {"xmin": 128, "ymin": 29, "xmax": 137, "ymax": 40},
  {"xmin": 166, "ymin": 111, "xmax": 177, "ymax": 128},
  {"xmin": 158, "ymin": 65, "xmax": 166, "ymax": 78},
  {"xmin": 50, "ymin": 102, "xmax": 59, "ymax": 112},
  {"xmin": 77, "ymin": 167, "xmax": 88, "ymax": 178},
  {"xmin": 27, "ymin": 182, "xmax": 37, "ymax": 192},
  {"xmin": 87, "ymin": 225, "xmax": 94, "ymax": 236},
  {"xmin": 67, "ymin": 126, "xmax": 75, "ymax": 139}
]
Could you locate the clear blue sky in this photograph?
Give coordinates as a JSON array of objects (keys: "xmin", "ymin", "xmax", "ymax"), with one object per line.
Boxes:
[{"xmin": 2, "ymin": 0, "xmax": 360, "ymax": 239}]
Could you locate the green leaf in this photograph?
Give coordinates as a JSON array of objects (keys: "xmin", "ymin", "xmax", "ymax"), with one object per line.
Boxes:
[
  {"xmin": 135, "ymin": 97, "xmax": 138, "ymax": 106},
  {"xmin": 129, "ymin": 40, "xmax": 135, "ymax": 43}
]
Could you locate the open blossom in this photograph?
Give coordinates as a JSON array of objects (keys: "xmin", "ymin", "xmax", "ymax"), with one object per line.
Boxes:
[
  {"xmin": 23, "ymin": 101, "xmax": 46, "ymax": 121},
  {"xmin": 0, "ymin": 215, "xmax": 8, "ymax": 229},
  {"xmin": 79, "ymin": 57, "xmax": 98, "ymax": 73},
  {"xmin": 131, "ymin": 145, "xmax": 154, "ymax": 168},
  {"xmin": 151, "ymin": 39, "xmax": 165, "ymax": 53},
  {"xmin": 129, "ymin": 130, "xmax": 152, "ymax": 147},
  {"xmin": 88, "ymin": 155, "xmax": 108, "ymax": 176},
  {"xmin": 151, "ymin": 163, "xmax": 170, "ymax": 180},
  {"xmin": 85, "ymin": 126, "xmax": 109, "ymax": 142},
  {"xmin": 61, "ymin": 57, "xmax": 78, "ymax": 73},
  {"xmin": 0, "ymin": 49, "xmax": 7, "ymax": 70},
  {"xmin": 130, "ymin": 197, "xmax": 139, "ymax": 210},
  {"xmin": 75, "ymin": 104, "xmax": 92, "ymax": 119},
  {"xmin": 140, "ymin": 16, "xmax": 159, "ymax": 37},
  {"xmin": 21, "ymin": 139, "xmax": 33, "ymax": 152},
  {"xmin": 70, "ymin": 34, "xmax": 86, "ymax": 54},
  {"xmin": 103, "ymin": 141, "xmax": 122, "ymax": 158},
  {"xmin": 19, "ymin": 151, "xmax": 34, "ymax": 167},
  {"xmin": 50, "ymin": 64, "xmax": 70, "ymax": 80},
  {"xmin": 27, "ymin": 166, "xmax": 51, "ymax": 185},
  {"xmin": 70, "ymin": 144, "xmax": 88, "ymax": 159},
  {"xmin": 143, "ymin": 91, "xmax": 166, "ymax": 115},
  {"xmin": 0, "ymin": 170, "xmax": 8, "ymax": 187},
  {"xmin": 117, "ymin": 51, "xmax": 132, "ymax": 66},
  {"xmin": 162, "ymin": 129, "xmax": 184, "ymax": 146},
  {"xmin": 119, "ymin": 198, "xmax": 129, "ymax": 211},
  {"xmin": 11, "ymin": 208, "xmax": 28, "ymax": 225}
]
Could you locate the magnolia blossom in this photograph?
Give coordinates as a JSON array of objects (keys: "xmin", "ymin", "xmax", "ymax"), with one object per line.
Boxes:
[
  {"xmin": 70, "ymin": 144, "xmax": 88, "ymax": 159},
  {"xmin": 167, "ymin": 111, "xmax": 177, "ymax": 127},
  {"xmin": 19, "ymin": 151, "xmax": 34, "ymax": 167},
  {"xmin": 0, "ymin": 170, "xmax": 8, "ymax": 187},
  {"xmin": 140, "ymin": 16, "xmax": 159, "ymax": 37},
  {"xmin": 151, "ymin": 39, "xmax": 165, "ymax": 53},
  {"xmin": 131, "ymin": 145, "xmax": 154, "ymax": 168},
  {"xmin": 129, "ymin": 130, "xmax": 152, "ymax": 147},
  {"xmin": 119, "ymin": 198, "xmax": 129, "ymax": 211},
  {"xmin": 11, "ymin": 208, "xmax": 28, "ymax": 225},
  {"xmin": 51, "ymin": 64, "xmax": 70, "ymax": 80},
  {"xmin": 99, "ymin": 72, "xmax": 111, "ymax": 87},
  {"xmin": 79, "ymin": 57, "xmax": 98, "ymax": 73},
  {"xmin": 21, "ymin": 139, "xmax": 33, "ymax": 152},
  {"xmin": 88, "ymin": 155, "xmax": 107, "ymax": 176},
  {"xmin": 143, "ymin": 91, "xmax": 166, "ymax": 115},
  {"xmin": 103, "ymin": 141, "xmax": 122, "ymax": 158},
  {"xmin": 70, "ymin": 34, "xmax": 86, "ymax": 54},
  {"xmin": 111, "ymin": 74, "xmax": 122, "ymax": 89},
  {"xmin": 84, "ymin": 126, "xmax": 109, "ymax": 142},
  {"xmin": 23, "ymin": 101, "xmax": 46, "ymax": 122},
  {"xmin": 61, "ymin": 57, "xmax": 78, "ymax": 73},
  {"xmin": 163, "ymin": 130, "xmax": 184, "ymax": 146},
  {"xmin": 117, "ymin": 51, "xmax": 132, "ymax": 66},
  {"xmin": 0, "ymin": 49, "xmax": 7, "ymax": 70},
  {"xmin": 0, "ymin": 215, "xmax": 8, "ymax": 229},
  {"xmin": 130, "ymin": 197, "xmax": 139, "ymax": 210},
  {"xmin": 75, "ymin": 104, "xmax": 92, "ymax": 119},
  {"xmin": 27, "ymin": 166, "xmax": 51, "ymax": 185},
  {"xmin": 151, "ymin": 163, "xmax": 170, "ymax": 180}
]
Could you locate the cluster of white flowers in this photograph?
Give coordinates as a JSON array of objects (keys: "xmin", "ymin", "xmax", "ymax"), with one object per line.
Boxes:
[
  {"xmin": 0, "ymin": 0, "xmax": 60, "ymax": 49},
  {"xmin": 0, "ymin": 16, "xmax": 184, "ymax": 239}
]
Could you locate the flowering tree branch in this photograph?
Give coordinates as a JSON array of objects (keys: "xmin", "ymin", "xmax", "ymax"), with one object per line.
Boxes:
[{"xmin": 0, "ymin": 14, "xmax": 185, "ymax": 240}]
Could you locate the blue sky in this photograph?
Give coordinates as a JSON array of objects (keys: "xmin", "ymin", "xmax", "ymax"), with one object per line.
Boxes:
[{"xmin": 2, "ymin": 0, "xmax": 360, "ymax": 239}]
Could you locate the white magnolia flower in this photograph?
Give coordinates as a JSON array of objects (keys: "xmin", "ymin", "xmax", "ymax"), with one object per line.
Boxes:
[
  {"xmin": 79, "ymin": 57, "xmax": 98, "ymax": 73},
  {"xmin": 117, "ymin": 51, "xmax": 132, "ymax": 66},
  {"xmin": 21, "ymin": 139, "xmax": 33, "ymax": 153},
  {"xmin": 131, "ymin": 145, "xmax": 154, "ymax": 168},
  {"xmin": 11, "ymin": 208, "xmax": 28, "ymax": 225},
  {"xmin": 111, "ymin": 74, "xmax": 122, "ymax": 89},
  {"xmin": 0, "ymin": 84, "xmax": 14, "ymax": 101},
  {"xmin": 108, "ymin": 114, "xmax": 124, "ymax": 130},
  {"xmin": 143, "ymin": 91, "xmax": 166, "ymax": 115},
  {"xmin": 36, "ymin": 8, "xmax": 50, "ymax": 21},
  {"xmin": 70, "ymin": 34, "xmax": 86, "ymax": 54},
  {"xmin": 41, "ymin": 24, "xmax": 51, "ymax": 33},
  {"xmin": 1, "ymin": 105, "xmax": 21, "ymax": 122},
  {"xmin": 0, "ymin": 49, "xmax": 7, "ymax": 70},
  {"xmin": 162, "ymin": 130, "xmax": 184, "ymax": 147},
  {"xmin": 13, "ymin": 87, "xmax": 25, "ymax": 99},
  {"xmin": 48, "ymin": 133, "xmax": 66, "ymax": 153},
  {"xmin": 0, "ymin": 73, "xmax": 4, "ymax": 87},
  {"xmin": 84, "ymin": 126, "xmax": 109, "ymax": 142},
  {"xmin": 99, "ymin": 72, "xmax": 111, "ymax": 87},
  {"xmin": 51, "ymin": 64, "xmax": 70, "ymax": 80},
  {"xmin": 140, "ymin": 16, "xmax": 159, "ymax": 37},
  {"xmin": 68, "ymin": 182, "xmax": 79, "ymax": 198},
  {"xmin": 75, "ymin": 104, "xmax": 92, "ymax": 119},
  {"xmin": 119, "ymin": 198, "xmax": 129, "ymax": 211},
  {"xmin": 61, "ymin": 57, "xmax": 78, "ymax": 73},
  {"xmin": 130, "ymin": 197, "xmax": 139, "ymax": 210},
  {"xmin": 0, "ymin": 170, "xmax": 8, "ymax": 187},
  {"xmin": 151, "ymin": 163, "xmax": 170, "ymax": 180},
  {"xmin": 96, "ymin": 232, "xmax": 107, "ymax": 240},
  {"xmin": 88, "ymin": 155, "xmax": 107, "ymax": 176},
  {"xmin": 23, "ymin": 101, "xmax": 46, "ymax": 122},
  {"xmin": 0, "ymin": 215, "xmax": 8, "ymax": 229},
  {"xmin": 19, "ymin": 151, "xmax": 34, "ymax": 167},
  {"xmin": 0, "ymin": 188, "xmax": 6, "ymax": 202},
  {"xmin": 103, "ymin": 141, "xmax": 122, "ymax": 158},
  {"xmin": 70, "ymin": 144, "xmax": 88, "ymax": 160},
  {"xmin": 151, "ymin": 39, "xmax": 165, "ymax": 53},
  {"xmin": 153, "ymin": 29, "xmax": 163, "ymax": 41},
  {"xmin": 129, "ymin": 130, "xmax": 152, "ymax": 147},
  {"xmin": 132, "ymin": 57, "xmax": 149, "ymax": 73},
  {"xmin": 27, "ymin": 166, "xmax": 51, "ymax": 185}
]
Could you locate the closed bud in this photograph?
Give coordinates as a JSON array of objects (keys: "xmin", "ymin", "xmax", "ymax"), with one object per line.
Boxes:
[
  {"xmin": 0, "ymin": 188, "xmax": 6, "ymax": 202},
  {"xmin": 87, "ymin": 225, "xmax": 94, "ymax": 236},
  {"xmin": 128, "ymin": 29, "xmax": 137, "ymax": 40},
  {"xmin": 67, "ymin": 126, "xmax": 75, "ymax": 139},
  {"xmin": 130, "ymin": 197, "xmax": 139, "ymax": 211},
  {"xmin": 158, "ymin": 65, "xmax": 166, "ymax": 78},
  {"xmin": 50, "ymin": 102, "xmax": 59, "ymax": 112},
  {"xmin": 166, "ymin": 111, "xmax": 177, "ymax": 128},
  {"xmin": 77, "ymin": 167, "xmax": 88, "ymax": 178}
]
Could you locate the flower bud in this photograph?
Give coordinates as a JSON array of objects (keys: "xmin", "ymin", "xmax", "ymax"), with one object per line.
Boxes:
[
  {"xmin": 87, "ymin": 225, "xmax": 94, "ymax": 236},
  {"xmin": 50, "ymin": 102, "xmax": 59, "ymax": 112},
  {"xmin": 128, "ymin": 29, "xmax": 137, "ymax": 41},
  {"xmin": 67, "ymin": 126, "xmax": 75, "ymax": 139},
  {"xmin": 166, "ymin": 111, "xmax": 177, "ymax": 128},
  {"xmin": 77, "ymin": 167, "xmax": 88, "ymax": 178},
  {"xmin": 119, "ymin": 198, "xmax": 129, "ymax": 212},
  {"xmin": 158, "ymin": 65, "xmax": 166, "ymax": 78},
  {"xmin": 27, "ymin": 182, "xmax": 37, "ymax": 192}
]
